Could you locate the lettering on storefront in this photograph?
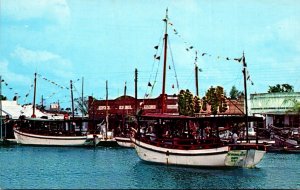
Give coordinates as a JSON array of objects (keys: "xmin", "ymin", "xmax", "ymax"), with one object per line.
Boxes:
[
  {"xmin": 97, "ymin": 106, "xmax": 111, "ymax": 110},
  {"xmin": 119, "ymin": 105, "xmax": 133, "ymax": 109},
  {"xmin": 144, "ymin": 105, "xmax": 156, "ymax": 109}
]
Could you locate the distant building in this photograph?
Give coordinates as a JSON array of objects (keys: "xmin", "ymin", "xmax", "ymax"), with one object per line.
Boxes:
[
  {"xmin": 50, "ymin": 103, "xmax": 60, "ymax": 112},
  {"xmin": 250, "ymin": 92, "xmax": 300, "ymax": 128},
  {"xmin": 0, "ymin": 100, "xmax": 64, "ymax": 120}
]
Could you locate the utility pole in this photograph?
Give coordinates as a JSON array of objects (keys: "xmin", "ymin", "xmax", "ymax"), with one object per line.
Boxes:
[{"xmin": 195, "ymin": 64, "xmax": 199, "ymax": 97}]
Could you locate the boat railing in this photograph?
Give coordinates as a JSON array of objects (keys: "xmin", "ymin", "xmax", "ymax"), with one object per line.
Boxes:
[
  {"xmin": 139, "ymin": 136, "xmax": 224, "ymax": 150},
  {"xmin": 229, "ymin": 143, "xmax": 266, "ymax": 151}
]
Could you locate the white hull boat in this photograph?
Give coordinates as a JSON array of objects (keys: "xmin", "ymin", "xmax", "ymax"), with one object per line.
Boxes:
[
  {"xmin": 132, "ymin": 137, "xmax": 228, "ymax": 166},
  {"xmin": 14, "ymin": 128, "xmax": 93, "ymax": 146},
  {"xmin": 132, "ymin": 137, "xmax": 265, "ymax": 167},
  {"xmin": 115, "ymin": 136, "xmax": 134, "ymax": 148}
]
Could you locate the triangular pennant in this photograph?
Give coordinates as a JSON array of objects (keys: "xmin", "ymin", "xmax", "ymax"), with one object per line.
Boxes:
[
  {"xmin": 148, "ymin": 82, "xmax": 152, "ymax": 87},
  {"xmin": 234, "ymin": 58, "xmax": 242, "ymax": 62},
  {"xmin": 154, "ymin": 45, "xmax": 158, "ymax": 49}
]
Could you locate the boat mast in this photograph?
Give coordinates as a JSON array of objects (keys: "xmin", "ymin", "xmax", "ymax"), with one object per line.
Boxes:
[
  {"xmin": 242, "ymin": 52, "xmax": 249, "ymax": 143},
  {"xmin": 134, "ymin": 68, "xmax": 138, "ymax": 114},
  {"xmin": 105, "ymin": 80, "xmax": 108, "ymax": 140},
  {"xmin": 70, "ymin": 80, "xmax": 75, "ymax": 119},
  {"xmin": 122, "ymin": 81, "xmax": 127, "ymax": 129},
  {"xmin": 32, "ymin": 72, "xmax": 37, "ymax": 118},
  {"xmin": 82, "ymin": 77, "xmax": 84, "ymax": 118},
  {"xmin": 161, "ymin": 8, "xmax": 168, "ymax": 114}
]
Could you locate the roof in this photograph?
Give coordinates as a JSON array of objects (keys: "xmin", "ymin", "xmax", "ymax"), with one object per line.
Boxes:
[
  {"xmin": 1, "ymin": 100, "xmax": 64, "ymax": 119},
  {"xmin": 140, "ymin": 113, "xmax": 263, "ymax": 122}
]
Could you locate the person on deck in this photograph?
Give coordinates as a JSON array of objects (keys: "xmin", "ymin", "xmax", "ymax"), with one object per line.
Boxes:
[{"xmin": 232, "ymin": 132, "xmax": 238, "ymax": 144}]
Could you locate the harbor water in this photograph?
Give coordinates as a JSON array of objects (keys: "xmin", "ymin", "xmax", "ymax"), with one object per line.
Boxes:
[{"xmin": 0, "ymin": 145, "xmax": 299, "ymax": 189}]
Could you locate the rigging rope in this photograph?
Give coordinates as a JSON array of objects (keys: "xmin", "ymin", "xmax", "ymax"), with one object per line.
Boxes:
[
  {"xmin": 145, "ymin": 32, "xmax": 164, "ymax": 99},
  {"xmin": 167, "ymin": 38, "xmax": 180, "ymax": 92}
]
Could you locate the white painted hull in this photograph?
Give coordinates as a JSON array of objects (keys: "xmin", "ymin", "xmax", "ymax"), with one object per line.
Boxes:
[
  {"xmin": 14, "ymin": 129, "xmax": 93, "ymax": 146},
  {"xmin": 115, "ymin": 137, "xmax": 134, "ymax": 148},
  {"xmin": 131, "ymin": 137, "xmax": 229, "ymax": 167},
  {"xmin": 132, "ymin": 138, "xmax": 266, "ymax": 167}
]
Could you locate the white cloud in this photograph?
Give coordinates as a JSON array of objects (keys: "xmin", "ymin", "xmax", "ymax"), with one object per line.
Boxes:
[
  {"xmin": 11, "ymin": 46, "xmax": 60, "ymax": 64},
  {"xmin": 0, "ymin": 59, "xmax": 31, "ymax": 85},
  {"xmin": 2, "ymin": 0, "xmax": 70, "ymax": 25},
  {"xmin": 11, "ymin": 46, "xmax": 73, "ymax": 79}
]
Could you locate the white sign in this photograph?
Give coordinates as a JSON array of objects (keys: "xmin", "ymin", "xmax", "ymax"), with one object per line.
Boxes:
[
  {"xmin": 119, "ymin": 105, "xmax": 132, "ymax": 109},
  {"xmin": 167, "ymin": 105, "xmax": 178, "ymax": 109},
  {"xmin": 144, "ymin": 105, "xmax": 156, "ymax": 109},
  {"xmin": 97, "ymin": 106, "xmax": 110, "ymax": 110}
]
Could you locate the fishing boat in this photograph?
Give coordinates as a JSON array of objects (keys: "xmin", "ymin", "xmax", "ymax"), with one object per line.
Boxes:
[
  {"xmin": 94, "ymin": 116, "xmax": 118, "ymax": 147},
  {"xmin": 92, "ymin": 80, "xmax": 118, "ymax": 147},
  {"xmin": 114, "ymin": 82, "xmax": 135, "ymax": 148},
  {"xmin": 115, "ymin": 136, "xmax": 134, "ymax": 148},
  {"xmin": 13, "ymin": 117, "xmax": 95, "ymax": 146},
  {"xmin": 114, "ymin": 115, "xmax": 135, "ymax": 148},
  {"xmin": 13, "ymin": 74, "xmax": 97, "ymax": 146},
  {"xmin": 131, "ymin": 9, "xmax": 266, "ymax": 167}
]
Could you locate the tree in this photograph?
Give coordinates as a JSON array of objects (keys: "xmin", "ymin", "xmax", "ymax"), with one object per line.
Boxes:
[
  {"xmin": 178, "ymin": 90, "xmax": 186, "ymax": 115},
  {"xmin": 0, "ymin": 95, "xmax": 7, "ymax": 100},
  {"xmin": 178, "ymin": 89, "xmax": 201, "ymax": 116},
  {"xmin": 268, "ymin": 84, "xmax": 294, "ymax": 93},
  {"xmin": 229, "ymin": 85, "xmax": 243, "ymax": 99},
  {"xmin": 194, "ymin": 96, "xmax": 201, "ymax": 114},
  {"xmin": 283, "ymin": 98, "xmax": 300, "ymax": 128},
  {"xmin": 202, "ymin": 86, "xmax": 228, "ymax": 115},
  {"xmin": 74, "ymin": 97, "xmax": 88, "ymax": 116}
]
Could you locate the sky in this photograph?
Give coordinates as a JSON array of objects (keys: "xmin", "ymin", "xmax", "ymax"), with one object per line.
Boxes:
[{"xmin": 0, "ymin": 0, "xmax": 300, "ymax": 109}]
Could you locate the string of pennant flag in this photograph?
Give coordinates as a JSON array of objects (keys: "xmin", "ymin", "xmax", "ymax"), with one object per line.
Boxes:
[
  {"xmin": 1, "ymin": 73, "xmax": 82, "ymax": 104},
  {"xmin": 144, "ymin": 17, "xmax": 255, "ymax": 99}
]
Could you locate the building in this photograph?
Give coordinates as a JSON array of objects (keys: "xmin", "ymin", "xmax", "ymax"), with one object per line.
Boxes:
[
  {"xmin": 88, "ymin": 94, "xmax": 245, "ymax": 120},
  {"xmin": 250, "ymin": 92, "xmax": 300, "ymax": 128},
  {"xmin": 88, "ymin": 94, "xmax": 178, "ymax": 120},
  {"xmin": 0, "ymin": 100, "xmax": 64, "ymax": 120}
]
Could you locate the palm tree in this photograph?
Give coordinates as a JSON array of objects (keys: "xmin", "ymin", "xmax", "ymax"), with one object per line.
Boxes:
[
  {"xmin": 203, "ymin": 86, "xmax": 227, "ymax": 115},
  {"xmin": 178, "ymin": 89, "xmax": 201, "ymax": 116}
]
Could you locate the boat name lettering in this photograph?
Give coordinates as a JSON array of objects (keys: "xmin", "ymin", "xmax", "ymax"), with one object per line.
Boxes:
[{"xmin": 227, "ymin": 152, "xmax": 246, "ymax": 156}]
